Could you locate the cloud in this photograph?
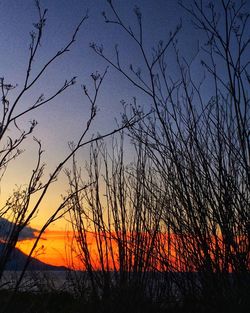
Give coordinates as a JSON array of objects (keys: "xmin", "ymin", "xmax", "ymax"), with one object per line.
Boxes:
[{"xmin": 0, "ymin": 217, "xmax": 37, "ymax": 241}]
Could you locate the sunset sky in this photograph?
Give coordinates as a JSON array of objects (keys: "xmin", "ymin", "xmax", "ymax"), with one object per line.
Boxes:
[
  {"xmin": 16, "ymin": 230, "xmax": 72, "ymax": 267},
  {"xmin": 0, "ymin": 0, "xmax": 187, "ymax": 266},
  {"xmin": 0, "ymin": 0, "xmax": 186, "ymax": 222},
  {"xmin": 1, "ymin": 0, "xmax": 249, "ymax": 267}
]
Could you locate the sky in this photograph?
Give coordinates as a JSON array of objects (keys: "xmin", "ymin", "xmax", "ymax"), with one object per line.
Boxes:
[
  {"xmin": 0, "ymin": 0, "xmax": 194, "ymax": 267},
  {"xmin": 1, "ymin": 0, "xmax": 249, "ymax": 267},
  {"xmin": 0, "ymin": 0, "xmax": 191, "ymax": 227}
]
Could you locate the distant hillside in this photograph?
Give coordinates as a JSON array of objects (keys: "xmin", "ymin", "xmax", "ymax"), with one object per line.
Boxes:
[{"xmin": 0, "ymin": 243, "xmax": 67, "ymax": 271}]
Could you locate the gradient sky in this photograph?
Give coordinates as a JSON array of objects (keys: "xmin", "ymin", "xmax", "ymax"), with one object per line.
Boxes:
[
  {"xmin": 1, "ymin": 0, "xmax": 194, "ymax": 229},
  {"xmin": 2, "ymin": 0, "xmax": 249, "ymax": 266}
]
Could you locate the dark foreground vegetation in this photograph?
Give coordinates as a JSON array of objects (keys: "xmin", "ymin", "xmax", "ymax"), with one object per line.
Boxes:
[
  {"xmin": 0, "ymin": 272, "xmax": 249, "ymax": 313},
  {"xmin": 0, "ymin": 0, "xmax": 249, "ymax": 312}
]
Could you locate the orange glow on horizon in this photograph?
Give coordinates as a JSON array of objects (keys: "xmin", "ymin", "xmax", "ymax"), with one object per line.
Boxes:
[
  {"xmin": 16, "ymin": 230, "xmax": 244, "ymax": 273},
  {"xmin": 16, "ymin": 230, "xmax": 77, "ymax": 268},
  {"xmin": 15, "ymin": 230, "xmax": 200, "ymax": 271}
]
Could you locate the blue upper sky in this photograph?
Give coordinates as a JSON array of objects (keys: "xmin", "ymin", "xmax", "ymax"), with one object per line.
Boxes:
[{"xmin": 1, "ymin": 0, "xmax": 249, "ymax": 227}]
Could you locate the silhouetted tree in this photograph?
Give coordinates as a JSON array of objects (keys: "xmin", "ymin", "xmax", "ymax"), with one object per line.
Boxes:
[
  {"xmin": 0, "ymin": 1, "xmax": 137, "ymax": 297},
  {"xmin": 69, "ymin": 0, "xmax": 249, "ymax": 311}
]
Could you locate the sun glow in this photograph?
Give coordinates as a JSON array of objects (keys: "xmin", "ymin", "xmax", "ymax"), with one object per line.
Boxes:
[{"xmin": 16, "ymin": 230, "xmax": 76, "ymax": 268}]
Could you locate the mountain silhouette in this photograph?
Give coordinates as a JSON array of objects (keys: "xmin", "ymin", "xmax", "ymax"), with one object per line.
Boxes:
[{"xmin": 0, "ymin": 243, "xmax": 66, "ymax": 271}]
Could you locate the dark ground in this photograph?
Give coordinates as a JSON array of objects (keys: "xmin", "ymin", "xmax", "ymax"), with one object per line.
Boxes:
[{"xmin": 0, "ymin": 288, "xmax": 249, "ymax": 313}]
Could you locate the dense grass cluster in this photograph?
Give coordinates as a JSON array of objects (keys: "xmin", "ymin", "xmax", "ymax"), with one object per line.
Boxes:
[{"xmin": 0, "ymin": 273, "xmax": 249, "ymax": 313}]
